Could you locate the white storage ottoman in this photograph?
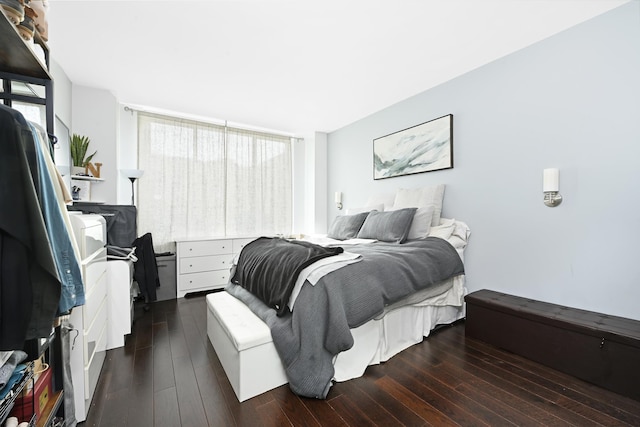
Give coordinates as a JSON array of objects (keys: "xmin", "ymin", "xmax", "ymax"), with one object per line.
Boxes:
[{"xmin": 206, "ymin": 291, "xmax": 288, "ymax": 402}]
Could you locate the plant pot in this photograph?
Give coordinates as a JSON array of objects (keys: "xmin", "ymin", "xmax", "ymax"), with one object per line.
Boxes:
[{"xmin": 72, "ymin": 166, "xmax": 86, "ymax": 176}]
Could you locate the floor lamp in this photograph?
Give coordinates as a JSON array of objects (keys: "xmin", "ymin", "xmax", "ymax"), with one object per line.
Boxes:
[{"xmin": 121, "ymin": 169, "xmax": 144, "ymax": 205}]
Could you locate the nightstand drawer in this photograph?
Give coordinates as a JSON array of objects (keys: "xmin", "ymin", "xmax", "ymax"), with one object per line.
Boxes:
[
  {"xmin": 179, "ymin": 254, "xmax": 233, "ymax": 274},
  {"xmin": 179, "ymin": 270, "xmax": 230, "ymax": 292},
  {"xmin": 178, "ymin": 240, "xmax": 232, "ymax": 257}
]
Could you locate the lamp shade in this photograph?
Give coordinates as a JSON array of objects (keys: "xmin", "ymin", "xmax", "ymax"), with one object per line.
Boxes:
[
  {"xmin": 121, "ymin": 169, "xmax": 144, "ymax": 179},
  {"xmin": 543, "ymin": 168, "xmax": 559, "ymax": 192}
]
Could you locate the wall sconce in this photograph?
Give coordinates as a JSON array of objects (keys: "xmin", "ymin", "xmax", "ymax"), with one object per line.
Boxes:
[
  {"xmin": 121, "ymin": 169, "xmax": 144, "ymax": 205},
  {"xmin": 335, "ymin": 191, "xmax": 343, "ymax": 210},
  {"xmin": 543, "ymin": 168, "xmax": 562, "ymax": 207}
]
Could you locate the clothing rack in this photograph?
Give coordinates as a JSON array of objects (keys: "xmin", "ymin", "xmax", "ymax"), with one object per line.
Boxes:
[{"xmin": 0, "ymin": 10, "xmax": 67, "ymax": 426}]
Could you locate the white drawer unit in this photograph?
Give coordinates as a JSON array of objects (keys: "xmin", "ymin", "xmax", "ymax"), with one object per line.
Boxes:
[
  {"xmin": 106, "ymin": 260, "xmax": 135, "ymax": 350},
  {"xmin": 68, "ymin": 213, "xmax": 108, "ymax": 423},
  {"xmin": 176, "ymin": 237, "xmax": 256, "ymax": 298}
]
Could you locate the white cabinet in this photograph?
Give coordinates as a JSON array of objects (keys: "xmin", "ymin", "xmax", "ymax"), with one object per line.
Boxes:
[
  {"xmin": 106, "ymin": 260, "xmax": 134, "ymax": 350},
  {"xmin": 176, "ymin": 237, "xmax": 256, "ymax": 298},
  {"xmin": 68, "ymin": 213, "xmax": 108, "ymax": 423}
]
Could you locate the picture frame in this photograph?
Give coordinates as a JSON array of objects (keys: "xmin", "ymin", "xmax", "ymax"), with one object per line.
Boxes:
[{"xmin": 373, "ymin": 114, "xmax": 453, "ymax": 180}]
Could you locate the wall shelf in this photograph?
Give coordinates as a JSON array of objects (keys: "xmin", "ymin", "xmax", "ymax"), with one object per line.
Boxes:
[
  {"xmin": 0, "ymin": 11, "xmax": 50, "ymax": 79},
  {"xmin": 71, "ymin": 175, "xmax": 104, "ymax": 182}
]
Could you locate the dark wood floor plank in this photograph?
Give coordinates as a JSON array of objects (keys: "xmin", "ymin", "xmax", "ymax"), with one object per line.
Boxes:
[
  {"xmin": 374, "ymin": 376, "xmax": 456, "ymax": 427},
  {"xmin": 299, "ymin": 395, "xmax": 349, "ymax": 426},
  {"xmin": 98, "ymin": 388, "xmax": 130, "ymax": 426},
  {"xmin": 385, "ymin": 362, "xmax": 490, "ymax": 427},
  {"xmin": 443, "ymin": 325, "xmax": 640, "ymax": 425},
  {"xmin": 433, "ymin": 328, "xmax": 603, "ymax": 426},
  {"xmin": 255, "ymin": 399, "xmax": 294, "ymax": 427},
  {"xmin": 327, "ymin": 394, "xmax": 377, "ymax": 427},
  {"xmin": 346, "ymin": 374, "xmax": 427, "ymax": 427},
  {"xmin": 424, "ymin": 356, "xmax": 548, "ymax": 427},
  {"xmin": 487, "ymin": 354, "xmax": 634, "ymax": 426},
  {"xmin": 193, "ymin": 362, "xmax": 237, "ymax": 427},
  {"xmin": 134, "ymin": 304, "xmax": 153, "ymax": 350},
  {"xmin": 103, "ymin": 346, "xmax": 134, "ymax": 394},
  {"xmin": 81, "ymin": 358, "xmax": 112, "ymax": 426},
  {"xmin": 404, "ymin": 342, "xmax": 543, "ymax": 427},
  {"xmin": 179, "ymin": 309, "xmax": 210, "ymax": 368},
  {"xmin": 336, "ymin": 379, "xmax": 406, "ymax": 426},
  {"xmin": 436, "ymin": 325, "xmax": 640, "ymax": 422},
  {"xmin": 153, "ymin": 324, "xmax": 176, "ymax": 393},
  {"xmin": 204, "ymin": 344, "xmax": 265, "ymax": 426},
  {"xmin": 154, "ymin": 387, "xmax": 181, "ymax": 427},
  {"xmin": 173, "ymin": 354, "xmax": 209, "ymax": 426},
  {"xmin": 127, "ymin": 345, "xmax": 154, "ymax": 427},
  {"xmin": 269, "ymin": 386, "xmax": 321, "ymax": 427},
  {"xmin": 80, "ymin": 297, "xmax": 640, "ymax": 427},
  {"xmin": 167, "ymin": 312, "xmax": 190, "ymax": 362},
  {"xmin": 425, "ymin": 339, "xmax": 573, "ymax": 426},
  {"xmin": 439, "ymin": 361, "xmax": 561, "ymax": 426}
]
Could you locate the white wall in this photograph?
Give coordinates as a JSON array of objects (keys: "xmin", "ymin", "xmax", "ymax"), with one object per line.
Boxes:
[
  {"xmin": 118, "ymin": 106, "xmax": 138, "ymax": 204},
  {"xmin": 71, "ymin": 86, "xmax": 119, "ymax": 204},
  {"xmin": 51, "ymin": 59, "xmax": 72, "ymax": 128},
  {"xmin": 50, "ymin": 59, "xmax": 72, "ymax": 182},
  {"xmin": 304, "ymin": 132, "xmax": 328, "ymax": 234},
  {"xmin": 327, "ymin": 3, "xmax": 640, "ymax": 320}
]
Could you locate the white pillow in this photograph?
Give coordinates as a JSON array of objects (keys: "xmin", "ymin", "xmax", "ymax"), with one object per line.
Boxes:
[
  {"xmin": 365, "ymin": 193, "xmax": 395, "ymax": 211},
  {"xmin": 345, "ymin": 204, "xmax": 384, "ymax": 215},
  {"xmin": 428, "ymin": 217, "xmax": 456, "ymax": 240},
  {"xmin": 392, "ymin": 184, "xmax": 445, "ymax": 226},
  {"xmin": 393, "ymin": 206, "xmax": 434, "ymax": 240}
]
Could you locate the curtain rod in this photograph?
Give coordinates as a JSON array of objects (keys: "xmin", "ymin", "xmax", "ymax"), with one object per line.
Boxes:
[{"xmin": 122, "ymin": 104, "xmax": 302, "ymax": 140}]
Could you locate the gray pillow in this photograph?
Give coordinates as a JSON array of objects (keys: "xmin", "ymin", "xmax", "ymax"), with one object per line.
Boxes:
[
  {"xmin": 327, "ymin": 212, "xmax": 370, "ymax": 240},
  {"xmin": 357, "ymin": 208, "xmax": 418, "ymax": 243}
]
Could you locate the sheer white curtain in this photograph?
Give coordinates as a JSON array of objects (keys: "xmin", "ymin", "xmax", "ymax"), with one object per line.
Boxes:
[{"xmin": 137, "ymin": 113, "xmax": 292, "ymax": 251}]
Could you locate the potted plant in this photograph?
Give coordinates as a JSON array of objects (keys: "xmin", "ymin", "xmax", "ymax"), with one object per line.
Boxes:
[{"xmin": 70, "ymin": 133, "xmax": 97, "ymax": 175}]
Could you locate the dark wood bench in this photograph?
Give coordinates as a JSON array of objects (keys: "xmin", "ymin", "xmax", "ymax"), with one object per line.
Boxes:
[{"xmin": 464, "ymin": 289, "xmax": 640, "ymax": 401}]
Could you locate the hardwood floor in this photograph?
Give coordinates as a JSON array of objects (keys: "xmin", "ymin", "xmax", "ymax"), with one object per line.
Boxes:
[{"xmin": 80, "ymin": 295, "xmax": 640, "ymax": 426}]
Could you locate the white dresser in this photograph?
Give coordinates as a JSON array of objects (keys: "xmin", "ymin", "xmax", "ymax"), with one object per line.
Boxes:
[
  {"xmin": 68, "ymin": 213, "xmax": 108, "ymax": 423},
  {"xmin": 176, "ymin": 237, "xmax": 256, "ymax": 298}
]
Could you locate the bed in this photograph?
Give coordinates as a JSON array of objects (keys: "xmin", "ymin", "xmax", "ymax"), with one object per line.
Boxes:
[{"xmin": 207, "ymin": 185, "xmax": 470, "ymax": 401}]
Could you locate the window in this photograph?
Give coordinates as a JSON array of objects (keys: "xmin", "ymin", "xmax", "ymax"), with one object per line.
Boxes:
[{"xmin": 137, "ymin": 113, "xmax": 292, "ymax": 251}]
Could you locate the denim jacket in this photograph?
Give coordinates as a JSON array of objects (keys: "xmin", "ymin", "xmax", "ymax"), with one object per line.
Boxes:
[{"xmin": 29, "ymin": 123, "xmax": 85, "ymax": 314}]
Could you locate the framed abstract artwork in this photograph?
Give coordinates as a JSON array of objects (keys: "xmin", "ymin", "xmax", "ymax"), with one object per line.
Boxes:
[{"xmin": 373, "ymin": 114, "xmax": 453, "ymax": 180}]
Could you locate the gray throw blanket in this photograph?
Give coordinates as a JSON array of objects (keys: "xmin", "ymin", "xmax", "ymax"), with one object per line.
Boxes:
[
  {"xmin": 231, "ymin": 237, "xmax": 344, "ymax": 316},
  {"xmin": 226, "ymin": 237, "xmax": 464, "ymax": 398}
]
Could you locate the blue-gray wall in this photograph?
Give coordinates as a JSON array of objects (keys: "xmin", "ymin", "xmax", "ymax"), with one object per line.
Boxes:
[{"xmin": 327, "ymin": 3, "xmax": 640, "ymax": 320}]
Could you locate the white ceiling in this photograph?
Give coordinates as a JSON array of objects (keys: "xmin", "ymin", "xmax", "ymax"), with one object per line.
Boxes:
[{"xmin": 48, "ymin": 0, "xmax": 628, "ymax": 135}]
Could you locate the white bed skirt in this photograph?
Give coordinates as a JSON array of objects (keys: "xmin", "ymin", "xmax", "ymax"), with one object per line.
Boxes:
[
  {"xmin": 207, "ymin": 276, "xmax": 466, "ymax": 401},
  {"xmin": 334, "ymin": 279, "xmax": 466, "ymax": 381}
]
